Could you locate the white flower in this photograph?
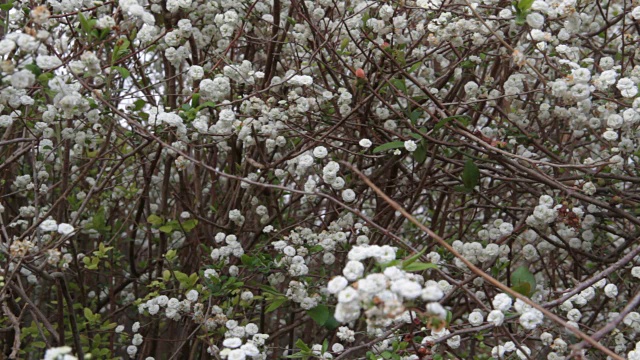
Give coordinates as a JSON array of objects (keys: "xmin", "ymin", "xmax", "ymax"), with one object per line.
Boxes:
[
  {"xmin": 241, "ymin": 343, "xmax": 259, "ymax": 357},
  {"xmin": 492, "ymin": 293, "xmax": 512, "ymax": 312},
  {"xmin": 223, "ymin": 337, "xmax": 243, "ymax": 349},
  {"xmin": 632, "ymin": 267, "xmax": 640, "ymax": 278},
  {"xmin": 40, "ymin": 219, "xmax": 58, "ymax": 232},
  {"xmin": 602, "ymin": 129, "xmax": 618, "ymax": 141},
  {"xmin": 604, "ymin": 284, "xmax": 618, "ymax": 298},
  {"xmin": 186, "ymin": 289, "xmax": 199, "ymax": 302},
  {"xmin": 342, "ymin": 260, "xmax": 364, "ymax": 281},
  {"xmin": 519, "ymin": 309, "xmax": 544, "ymax": 330},
  {"xmin": 0, "ymin": 39, "xmax": 16, "ymax": 55},
  {"xmin": 359, "ymin": 139, "xmax": 372, "ymax": 148},
  {"xmin": 416, "ymin": 0, "xmax": 441, "ymax": 10},
  {"xmin": 447, "ymin": 335, "xmax": 461, "ymax": 349},
  {"xmin": 487, "ymin": 310, "xmax": 504, "ymax": 326},
  {"xmin": 617, "ymin": 78, "xmax": 638, "ymax": 98},
  {"xmin": 341, "ymin": 189, "xmax": 356, "ymax": 203},
  {"xmin": 287, "ymin": 75, "xmax": 313, "ymax": 86},
  {"xmin": 468, "ymin": 311, "xmax": 484, "ymax": 326},
  {"xmin": 567, "ymin": 309, "xmax": 582, "ymax": 322},
  {"xmin": 516, "ymin": 346, "xmax": 531, "ymax": 359},
  {"xmin": 132, "ymin": 321, "xmax": 140, "ymax": 333},
  {"xmin": 526, "ymin": 12, "xmax": 545, "ymax": 29},
  {"xmin": 44, "ymin": 346, "xmax": 76, "ymax": 360},
  {"xmin": 57, "ymin": 223, "xmax": 75, "ymax": 235},
  {"xmin": 390, "ymin": 279, "xmax": 422, "ymax": 299},
  {"xmin": 328, "ymin": 276, "xmax": 348, "ymax": 294},
  {"xmin": 188, "ymin": 65, "xmax": 204, "ymax": 80},
  {"xmin": 204, "ymin": 269, "xmax": 219, "ymax": 279},
  {"xmin": 127, "ymin": 345, "xmax": 138, "ymax": 358},
  {"xmin": 337, "ymin": 286, "xmax": 359, "ymax": 303},
  {"xmin": 404, "ymin": 140, "xmax": 417, "ymax": 152},
  {"xmin": 36, "ymin": 55, "xmax": 62, "ymax": 69},
  {"xmin": 227, "ymin": 349, "xmax": 246, "ymax": 360},
  {"xmin": 632, "ymin": 6, "xmax": 640, "ymax": 20},
  {"xmin": 421, "ymin": 285, "xmax": 444, "ymax": 301},
  {"xmin": 313, "ymin": 146, "xmax": 328, "ymax": 158},
  {"xmin": 582, "ymin": 181, "xmax": 597, "ymax": 195},
  {"xmin": 115, "ymin": 325, "xmax": 125, "ymax": 333},
  {"xmin": 132, "ymin": 333, "xmax": 144, "ymax": 346}
]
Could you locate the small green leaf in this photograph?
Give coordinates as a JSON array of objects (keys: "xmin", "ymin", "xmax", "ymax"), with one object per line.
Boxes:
[
  {"xmin": 25, "ymin": 63, "xmax": 42, "ymax": 76},
  {"xmin": 83, "ymin": 307, "xmax": 94, "ymax": 322},
  {"xmin": 111, "ymin": 66, "xmax": 130, "ymax": 79},
  {"xmin": 462, "ymin": 159, "xmax": 480, "ymax": 190},
  {"xmin": 165, "ymin": 249, "xmax": 177, "ymax": 261},
  {"xmin": 511, "ymin": 266, "xmax": 536, "ymax": 297},
  {"xmin": 181, "ymin": 219, "xmax": 198, "ymax": 232},
  {"xmin": 340, "ymin": 38, "xmax": 349, "ymax": 51},
  {"xmin": 240, "ymin": 254, "xmax": 254, "ymax": 266},
  {"xmin": 402, "ymin": 248, "xmax": 427, "ymax": 269},
  {"xmin": 403, "ymin": 261, "xmax": 437, "ymax": 272},
  {"xmin": 323, "ymin": 312, "xmax": 340, "ymax": 330},
  {"xmin": 295, "ymin": 339, "xmax": 311, "ymax": 353},
  {"xmin": 159, "ymin": 225, "xmax": 174, "ymax": 233},
  {"xmin": 413, "ymin": 143, "xmax": 427, "ymax": 164},
  {"xmin": 174, "ymin": 271, "xmax": 189, "ymax": 284},
  {"xmin": 0, "ymin": 2, "xmax": 14, "ymax": 11},
  {"xmin": 372, "ymin": 141, "xmax": 405, "ymax": 154},
  {"xmin": 517, "ymin": 0, "xmax": 534, "ymax": 13},
  {"xmin": 265, "ymin": 297, "xmax": 288, "ymax": 313},
  {"xmin": 408, "ymin": 109, "xmax": 423, "ymax": 124},
  {"xmin": 147, "ymin": 214, "xmax": 163, "ymax": 226},
  {"xmin": 307, "ymin": 304, "xmax": 330, "ymax": 326},
  {"xmin": 390, "ymin": 78, "xmax": 407, "ymax": 94}
]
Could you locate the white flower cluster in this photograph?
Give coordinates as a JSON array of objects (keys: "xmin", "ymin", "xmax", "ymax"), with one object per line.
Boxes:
[
  {"xmin": 210, "ymin": 232, "xmax": 245, "ymax": 262},
  {"xmin": 328, "ymin": 244, "xmax": 447, "ymax": 333},
  {"xmin": 138, "ymin": 292, "xmax": 195, "ymax": 321},
  {"xmin": 526, "ymin": 195, "xmax": 559, "ymax": 228}
]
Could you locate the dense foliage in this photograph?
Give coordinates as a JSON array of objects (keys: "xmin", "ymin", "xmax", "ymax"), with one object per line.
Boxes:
[{"xmin": 1, "ymin": 0, "xmax": 640, "ymax": 359}]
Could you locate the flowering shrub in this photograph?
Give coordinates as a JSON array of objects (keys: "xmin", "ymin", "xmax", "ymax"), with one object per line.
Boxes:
[{"xmin": 2, "ymin": 0, "xmax": 640, "ymax": 359}]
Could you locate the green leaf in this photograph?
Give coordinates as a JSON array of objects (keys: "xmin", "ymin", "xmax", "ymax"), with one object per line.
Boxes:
[
  {"xmin": 181, "ymin": 219, "xmax": 198, "ymax": 232},
  {"xmin": 295, "ymin": 339, "xmax": 311, "ymax": 353},
  {"xmin": 511, "ymin": 266, "xmax": 536, "ymax": 297},
  {"xmin": 31, "ymin": 341, "xmax": 47, "ymax": 349},
  {"xmin": 265, "ymin": 297, "xmax": 288, "ymax": 313},
  {"xmin": 111, "ymin": 66, "xmax": 130, "ymax": 79},
  {"xmin": 174, "ymin": 271, "xmax": 189, "ymax": 284},
  {"xmin": 408, "ymin": 109, "xmax": 423, "ymax": 124},
  {"xmin": 403, "ymin": 261, "xmax": 437, "ymax": 272},
  {"xmin": 323, "ymin": 312, "xmax": 340, "ymax": 330},
  {"xmin": 196, "ymin": 101, "xmax": 217, "ymax": 111},
  {"xmin": 390, "ymin": 78, "xmax": 407, "ymax": 94},
  {"xmin": 133, "ymin": 99, "xmax": 146, "ymax": 111},
  {"xmin": 159, "ymin": 225, "xmax": 174, "ymax": 233},
  {"xmin": 84, "ymin": 307, "xmax": 94, "ymax": 322},
  {"xmin": 307, "ymin": 304, "xmax": 330, "ymax": 326},
  {"xmin": 25, "ymin": 63, "xmax": 42, "ymax": 76},
  {"xmin": 78, "ymin": 13, "xmax": 93, "ymax": 34},
  {"xmin": 462, "ymin": 159, "xmax": 480, "ymax": 190},
  {"xmin": 413, "ymin": 143, "xmax": 427, "ymax": 164},
  {"xmin": 0, "ymin": 2, "xmax": 13, "ymax": 11},
  {"xmin": 372, "ymin": 141, "xmax": 405, "ymax": 154},
  {"xmin": 147, "ymin": 214, "xmax": 163, "ymax": 226},
  {"xmin": 340, "ymin": 38, "xmax": 349, "ymax": 51},
  {"xmin": 402, "ymin": 247, "xmax": 427, "ymax": 269},
  {"xmin": 517, "ymin": 0, "xmax": 534, "ymax": 13},
  {"xmin": 165, "ymin": 249, "xmax": 177, "ymax": 262},
  {"xmin": 240, "ymin": 254, "xmax": 254, "ymax": 266}
]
